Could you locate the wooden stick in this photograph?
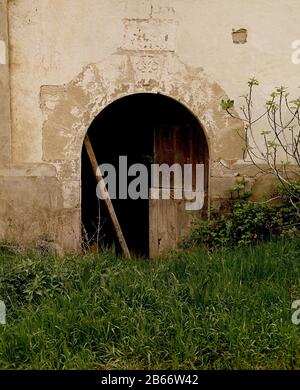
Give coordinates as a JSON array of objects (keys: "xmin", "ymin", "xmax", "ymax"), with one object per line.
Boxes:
[{"xmin": 84, "ymin": 135, "xmax": 131, "ymax": 258}]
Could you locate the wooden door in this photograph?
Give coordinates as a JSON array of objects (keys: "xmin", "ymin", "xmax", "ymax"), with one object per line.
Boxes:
[{"xmin": 149, "ymin": 123, "xmax": 208, "ymax": 257}]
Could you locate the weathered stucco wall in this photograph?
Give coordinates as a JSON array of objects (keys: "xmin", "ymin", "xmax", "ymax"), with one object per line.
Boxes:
[
  {"xmin": 0, "ymin": 0, "xmax": 299, "ymax": 251},
  {"xmin": 0, "ymin": 0, "xmax": 11, "ymax": 166}
]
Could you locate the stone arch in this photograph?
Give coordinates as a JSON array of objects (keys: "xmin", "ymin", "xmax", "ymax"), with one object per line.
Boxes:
[
  {"xmin": 81, "ymin": 92, "xmax": 210, "ymax": 256},
  {"xmin": 40, "ymin": 53, "xmax": 243, "ymax": 251},
  {"xmin": 41, "ymin": 53, "xmax": 242, "ymax": 162}
]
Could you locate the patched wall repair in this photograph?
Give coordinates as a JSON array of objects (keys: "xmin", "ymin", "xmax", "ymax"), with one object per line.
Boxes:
[{"xmin": 232, "ymin": 28, "xmax": 248, "ymax": 44}]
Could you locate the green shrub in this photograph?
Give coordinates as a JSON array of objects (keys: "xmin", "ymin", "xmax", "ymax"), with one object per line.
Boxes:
[
  {"xmin": 280, "ymin": 180, "xmax": 300, "ymax": 210},
  {"xmin": 0, "ymin": 254, "xmax": 68, "ymax": 306},
  {"xmin": 185, "ymin": 182, "xmax": 300, "ymax": 249}
]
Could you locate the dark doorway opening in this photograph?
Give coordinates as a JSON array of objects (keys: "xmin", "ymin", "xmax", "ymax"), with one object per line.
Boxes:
[{"xmin": 81, "ymin": 93, "xmax": 208, "ymax": 257}]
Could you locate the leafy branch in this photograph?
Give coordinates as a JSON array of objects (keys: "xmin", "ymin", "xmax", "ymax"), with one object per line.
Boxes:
[{"xmin": 221, "ymin": 78, "xmax": 300, "ymax": 211}]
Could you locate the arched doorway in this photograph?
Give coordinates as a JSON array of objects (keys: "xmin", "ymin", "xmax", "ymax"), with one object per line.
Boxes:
[{"xmin": 81, "ymin": 93, "xmax": 209, "ymax": 257}]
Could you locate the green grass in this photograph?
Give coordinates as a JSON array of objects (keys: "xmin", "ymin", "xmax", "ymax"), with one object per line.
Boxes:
[{"xmin": 0, "ymin": 240, "xmax": 300, "ymax": 369}]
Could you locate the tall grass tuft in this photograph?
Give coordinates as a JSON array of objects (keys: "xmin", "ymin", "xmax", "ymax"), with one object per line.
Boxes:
[{"xmin": 0, "ymin": 239, "xmax": 300, "ymax": 369}]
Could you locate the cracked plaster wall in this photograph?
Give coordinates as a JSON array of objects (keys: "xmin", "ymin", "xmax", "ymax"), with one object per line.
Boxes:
[{"xmin": 0, "ymin": 0, "xmax": 299, "ymax": 251}]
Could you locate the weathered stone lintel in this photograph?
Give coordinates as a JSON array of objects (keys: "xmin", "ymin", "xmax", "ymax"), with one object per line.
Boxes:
[{"xmin": 0, "ymin": 163, "xmax": 57, "ymax": 177}]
